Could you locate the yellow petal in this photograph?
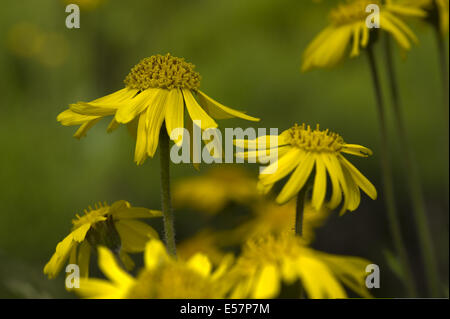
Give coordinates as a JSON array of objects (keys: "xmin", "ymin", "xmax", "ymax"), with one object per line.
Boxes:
[
  {"xmin": 182, "ymin": 89, "xmax": 217, "ymax": 130},
  {"xmin": 164, "ymin": 89, "xmax": 185, "ymax": 145},
  {"xmin": 252, "ymin": 264, "xmax": 280, "ymax": 299},
  {"xmin": 196, "ymin": 90, "xmax": 260, "ymax": 121}
]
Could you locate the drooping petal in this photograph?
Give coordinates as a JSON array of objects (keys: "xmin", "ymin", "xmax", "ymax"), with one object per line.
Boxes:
[
  {"xmin": 182, "ymin": 89, "xmax": 217, "ymax": 130},
  {"xmin": 164, "ymin": 89, "xmax": 185, "ymax": 145},
  {"xmin": 276, "ymin": 152, "xmax": 315, "ymax": 204},
  {"xmin": 196, "ymin": 90, "xmax": 259, "ymax": 121}
]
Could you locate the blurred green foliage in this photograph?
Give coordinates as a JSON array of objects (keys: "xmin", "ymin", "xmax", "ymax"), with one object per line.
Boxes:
[{"xmin": 0, "ymin": 0, "xmax": 448, "ymax": 298}]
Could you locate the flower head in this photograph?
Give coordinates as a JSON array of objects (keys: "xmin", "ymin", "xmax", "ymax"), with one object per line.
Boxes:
[
  {"xmin": 237, "ymin": 123, "xmax": 377, "ymax": 214},
  {"xmin": 229, "ymin": 233, "xmax": 373, "ymax": 299},
  {"xmin": 76, "ymin": 239, "xmax": 233, "ymax": 299},
  {"xmin": 392, "ymin": 0, "xmax": 449, "ymax": 35},
  {"xmin": 57, "ymin": 53, "xmax": 259, "ymax": 165},
  {"xmin": 302, "ymin": 0, "xmax": 427, "ymax": 71},
  {"xmin": 43, "ymin": 200, "xmax": 161, "ymax": 279}
]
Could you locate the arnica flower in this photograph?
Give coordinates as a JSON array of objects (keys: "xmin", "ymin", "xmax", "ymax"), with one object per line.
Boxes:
[
  {"xmin": 302, "ymin": 0, "xmax": 426, "ymax": 71},
  {"xmin": 229, "ymin": 233, "xmax": 372, "ymax": 299},
  {"xmin": 237, "ymin": 123, "xmax": 377, "ymax": 214},
  {"xmin": 173, "ymin": 166, "xmax": 259, "ymax": 214},
  {"xmin": 393, "ymin": 0, "xmax": 449, "ymax": 35},
  {"xmin": 57, "ymin": 53, "xmax": 259, "ymax": 165},
  {"xmin": 44, "ymin": 200, "xmax": 161, "ymax": 279},
  {"xmin": 76, "ymin": 239, "xmax": 233, "ymax": 299}
]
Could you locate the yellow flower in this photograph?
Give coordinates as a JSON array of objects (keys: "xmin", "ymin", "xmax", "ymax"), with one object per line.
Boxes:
[
  {"xmin": 229, "ymin": 233, "xmax": 373, "ymax": 299},
  {"xmin": 392, "ymin": 0, "xmax": 449, "ymax": 35},
  {"xmin": 43, "ymin": 200, "xmax": 161, "ymax": 279},
  {"xmin": 77, "ymin": 239, "xmax": 234, "ymax": 299},
  {"xmin": 237, "ymin": 123, "xmax": 377, "ymax": 214},
  {"xmin": 57, "ymin": 53, "xmax": 259, "ymax": 165},
  {"xmin": 173, "ymin": 166, "xmax": 259, "ymax": 214},
  {"xmin": 302, "ymin": 0, "xmax": 426, "ymax": 71}
]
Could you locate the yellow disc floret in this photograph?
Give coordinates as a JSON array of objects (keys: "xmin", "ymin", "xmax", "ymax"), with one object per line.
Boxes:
[
  {"xmin": 124, "ymin": 53, "xmax": 201, "ymax": 91},
  {"xmin": 286, "ymin": 123, "xmax": 345, "ymax": 153}
]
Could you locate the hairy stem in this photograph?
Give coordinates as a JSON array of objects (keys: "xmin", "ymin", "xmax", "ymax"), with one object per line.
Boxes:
[{"xmin": 159, "ymin": 128, "xmax": 177, "ymax": 257}]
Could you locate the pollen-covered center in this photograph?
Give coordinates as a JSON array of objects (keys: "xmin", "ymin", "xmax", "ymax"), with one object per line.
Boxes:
[
  {"xmin": 124, "ymin": 54, "xmax": 201, "ymax": 91},
  {"xmin": 329, "ymin": 0, "xmax": 380, "ymax": 26},
  {"xmin": 286, "ymin": 124, "xmax": 345, "ymax": 153}
]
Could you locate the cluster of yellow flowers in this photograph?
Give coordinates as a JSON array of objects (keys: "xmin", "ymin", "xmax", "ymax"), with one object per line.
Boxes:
[{"xmin": 45, "ymin": 0, "xmax": 448, "ymax": 298}]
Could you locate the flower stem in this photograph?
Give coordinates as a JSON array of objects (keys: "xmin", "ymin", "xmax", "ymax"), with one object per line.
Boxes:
[
  {"xmin": 366, "ymin": 44, "xmax": 417, "ymax": 297},
  {"xmin": 434, "ymin": 25, "xmax": 449, "ymax": 203},
  {"xmin": 383, "ymin": 36, "xmax": 440, "ymax": 297},
  {"xmin": 159, "ymin": 128, "xmax": 177, "ymax": 257}
]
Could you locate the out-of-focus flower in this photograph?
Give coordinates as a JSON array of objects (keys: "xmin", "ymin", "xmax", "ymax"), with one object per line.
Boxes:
[
  {"xmin": 302, "ymin": 0, "xmax": 426, "ymax": 71},
  {"xmin": 392, "ymin": 0, "xmax": 449, "ymax": 35},
  {"xmin": 6, "ymin": 23, "xmax": 69, "ymax": 67},
  {"xmin": 229, "ymin": 233, "xmax": 373, "ymax": 299},
  {"xmin": 43, "ymin": 200, "xmax": 161, "ymax": 279},
  {"xmin": 57, "ymin": 54, "xmax": 259, "ymax": 165},
  {"xmin": 237, "ymin": 123, "xmax": 377, "ymax": 214},
  {"xmin": 218, "ymin": 200, "xmax": 331, "ymax": 246},
  {"xmin": 77, "ymin": 240, "xmax": 234, "ymax": 298},
  {"xmin": 173, "ymin": 166, "xmax": 260, "ymax": 214},
  {"xmin": 177, "ymin": 229, "xmax": 227, "ymax": 265}
]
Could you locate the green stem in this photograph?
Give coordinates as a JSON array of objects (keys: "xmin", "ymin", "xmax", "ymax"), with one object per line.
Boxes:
[
  {"xmin": 159, "ymin": 128, "xmax": 177, "ymax": 257},
  {"xmin": 383, "ymin": 36, "xmax": 440, "ymax": 297},
  {"xmin": 434, "ymin": 25, "xmax": 449, "ymax": 203},
  {"xmin": 366, "ymin": 45, "xmax": 417, "ymax": 297}
]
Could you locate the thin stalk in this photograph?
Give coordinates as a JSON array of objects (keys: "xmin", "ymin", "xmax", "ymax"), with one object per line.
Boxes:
[
  {"xmin": 366, "ymin": 45, "xmax": 417, "ymax": 297},
  {"xmin": 383, "ymin": 36, "xmax": 440, "ymax": 297},
  {"xmin": 434, "ymin": 25, "xmax": 449, "ymax": 203},
  {"xmin": 159, "ymin": 128, "xmax": 177, "ymax": 256}
]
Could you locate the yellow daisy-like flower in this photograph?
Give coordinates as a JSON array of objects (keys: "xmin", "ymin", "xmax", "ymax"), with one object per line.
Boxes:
[
  {"xmin": 302, "ymin": 0, "xmax": 426, "ymax": 71},
  {"xmin": 237, "ymin": 123, "xmax": 377, "ymax": 214},
  {"xmin": 393, "ymin": 0, "xmax": 449, "ymax": 35},
  {"xmin": 76, "ymin": 239, "xmax": 233, "ymax": 299},
  {"xmin": 229, "ymin": 233, "xmax": 373, "ymax": 299},
  {"xmin": 43, "ymin": 200, "xmax": 161, "ymax": 279},
  {"xmin": 57, "ymin": 53, "xmax": 259, "ymax": 165}
]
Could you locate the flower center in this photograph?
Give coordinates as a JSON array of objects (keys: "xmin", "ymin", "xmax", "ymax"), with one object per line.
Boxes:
[
  {"xmin": 329, "ymin": 0, "xmax": 380, "ymax": 26},
  {"xmin": 124, "ymin": 53, "xmax": 201, "ymax": 91},
  {"xmin": 286, "ymin": 124, "xmax": 345, "ymax": 153}
]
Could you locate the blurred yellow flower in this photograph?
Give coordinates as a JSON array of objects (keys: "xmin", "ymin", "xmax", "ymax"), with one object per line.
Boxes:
[
  {"xmin": 218, "ymin": 200, "xmax": 331, "ymax": 246},
  {"xmin": 302, "ymin": 0, "xmax": 426, "ymax": 71},
  {"xmin": 229, "ymin": 233, "xmax": 372, "ymax": 299},
  {"xmin": 77, "ymin": 240, "xmax": 234, "ymax": 299},
  {"xmin": 237, "ymin": 123, "xmax": 377, "ymax": 214},
  {"xmin": 43, "ymin": 200, "xmax": 161, "ymax": 279},
  {"xmin": 57, "ymin": 54, "xmax": 259, "ymax": 165},
  {"xmin": 173, "ymin": 166, "xmax": 259, "ymax": 214},
  {"xmin": 177, "ymin": 229, "xmax": 227, "ymax": 265},
  {"xmin": 392, "ymin": 0, "xmax": 449, "ymax": 35}
]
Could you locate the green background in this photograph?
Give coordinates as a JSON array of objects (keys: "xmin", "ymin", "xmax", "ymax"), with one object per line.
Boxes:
[{"xmin": 0, "ymin": 0, "xmax": 448, "ymax": 298}]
